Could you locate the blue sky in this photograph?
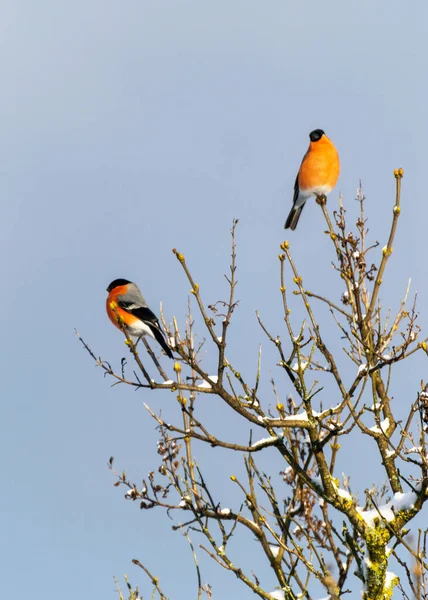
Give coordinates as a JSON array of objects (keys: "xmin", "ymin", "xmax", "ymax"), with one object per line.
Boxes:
[{"xmin": 1, "ymin": 1, "xmax": 428, "ymax": 598}]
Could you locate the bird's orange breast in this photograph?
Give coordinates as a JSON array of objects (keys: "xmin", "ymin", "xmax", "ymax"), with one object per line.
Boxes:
[
  {"xmin": 106, "ymin": 289, "xmax": 139, "ymax": 331},
  {"xmin": 298, "ymin": 136, "xmax": 340, "ymax": 193}
]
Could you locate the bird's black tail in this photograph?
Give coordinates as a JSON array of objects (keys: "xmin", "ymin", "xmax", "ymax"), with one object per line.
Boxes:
[
  {"xmin": 284, "ymin": 203, "xmax": 305, "ymax": 230},
  {"xmin": 151, "ymin": 326, "xmax": 174, "ymax": 359}
]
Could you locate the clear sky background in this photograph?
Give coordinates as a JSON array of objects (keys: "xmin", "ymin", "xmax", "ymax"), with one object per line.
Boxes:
[{"xmin": 1, "ymin": 1, "xmax": 428, "ymax": 598}]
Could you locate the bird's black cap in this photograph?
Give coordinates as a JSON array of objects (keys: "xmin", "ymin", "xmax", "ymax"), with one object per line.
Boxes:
[
  {"xmin": 309, "ymin": 129, "xmax": 325, "ymax": 142},
  {"xmin": 107, "ymin": 278, "xmax": 131, "ymax": 292}
]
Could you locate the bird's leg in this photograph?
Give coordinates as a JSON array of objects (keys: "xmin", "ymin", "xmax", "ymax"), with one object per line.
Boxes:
[{"xmin": 316, "ymin": 194, "xmax": 327, "ymax": 206}]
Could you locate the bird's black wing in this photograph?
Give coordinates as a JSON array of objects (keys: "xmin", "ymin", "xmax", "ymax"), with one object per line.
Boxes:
[
  {"xmin": 284, "ymin": 173, "xmax": 305, "ymax": 230},
  {"xmin": 118, "ymin": 301, "xmax": 173, "ymax": 358},
  {"xmin": 293, "ymin": 173, "xmax": 299, "ymax": 205},
  {"xmin": 118, "ymin": 301, "xmax": 158, "ymax": 323}
]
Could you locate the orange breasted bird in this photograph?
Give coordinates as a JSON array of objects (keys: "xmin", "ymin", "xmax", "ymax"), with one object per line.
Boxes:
[
  {"xmin": 106, "ymin": 278, "xmax": 173, "ymax": 358},
  {"xmin": 284, "ymin": 129, "xmax": 340, "ymax": 230}
]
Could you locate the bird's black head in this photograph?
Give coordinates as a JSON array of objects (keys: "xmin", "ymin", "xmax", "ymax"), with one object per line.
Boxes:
[
  {"xmin": 309, "ymin": 129, "xmax": 325, "ymax": 142},
  {"xmin": 107, "ymin": 278, "xmax": 131, "ymax": 292}
]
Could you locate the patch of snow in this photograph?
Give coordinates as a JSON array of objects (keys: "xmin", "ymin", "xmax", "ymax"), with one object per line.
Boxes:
[
  {"xmin": 393, "ymin": 491, "xmax": 418, "ymax": 510},
  {"xmin": 312, "ymin": 476, "xmax": 351, "ymax": 502},
  {"xmin": 291, "ymin": 361, "xmax": 308, "ymax": 372},
  {"xmin": 217, "ymin": 336, "xmax": 222, "ymax": 342},
  {"xmin": 179, "ymin": 495, "xmax": 192, "ymax": 508},
  {"xmin": 163, "ymin": 379, "xmax": 174, "ymax": 385},
  {"xmin": 357, "ymin": 490, "xmax": 418, "ymax": 528},
  {"xmin": 198, "ymin": 381, "xmax": 211, "ymax": 389},
  {"xmin": 369, "ymin": 418, "xmax": 390, "ymax": 434},
  {"xmin": 269, "ymin": 544, "xmax": 280, "ymax": 558},
  {"xmin": 251, "ymin": 436, "xmax": 279, "ymax": 449},
  {"xmin": 382, "ymin": 354, "xmax": 391, "ymax": 361},
  {"xmin": 269, "ymin": 590, "xmax": 285, "ymax": 599},
  {"xmin": 336, "ymin": 487, "xmax": 352, "ymax": 501},
  {"xmin": 198, "ymin": 376, "xmax": 218, "ymax": 389},
  {"xmin": 282, "ymin": 411, "xmax": 309, "ymax": 422},
  {"xmin": 358, "ymin": 363, "xmax": 367, "ymax": 375},
  {"xmin": 218, "ymin": 508, "xmax": 231, "ymax": 516},
  {"xmin": 405, "ymin": 446, "xmax": 422, "ymax": 454},
  {"xmin": 168, "ymin": 337, "xmax": 176, "ymax": 348},
  {"xmin": 385, "ymin": 571, "xmax": 399, "ymax": 589}
]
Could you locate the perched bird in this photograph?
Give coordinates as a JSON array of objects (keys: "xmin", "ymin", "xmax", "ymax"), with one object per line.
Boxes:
[
  {"xmin": 106, "ymin": 278, "xmax": 173, "ymax": 358},
  {"xmin": 284, "ymin": 129, "xmax": 340, "ymax": 230}
]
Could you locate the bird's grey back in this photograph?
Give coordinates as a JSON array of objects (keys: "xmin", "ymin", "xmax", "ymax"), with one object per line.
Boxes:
[{"xmin": 120, "ymin": 282, "xmax": 148, "ymax": 308}]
